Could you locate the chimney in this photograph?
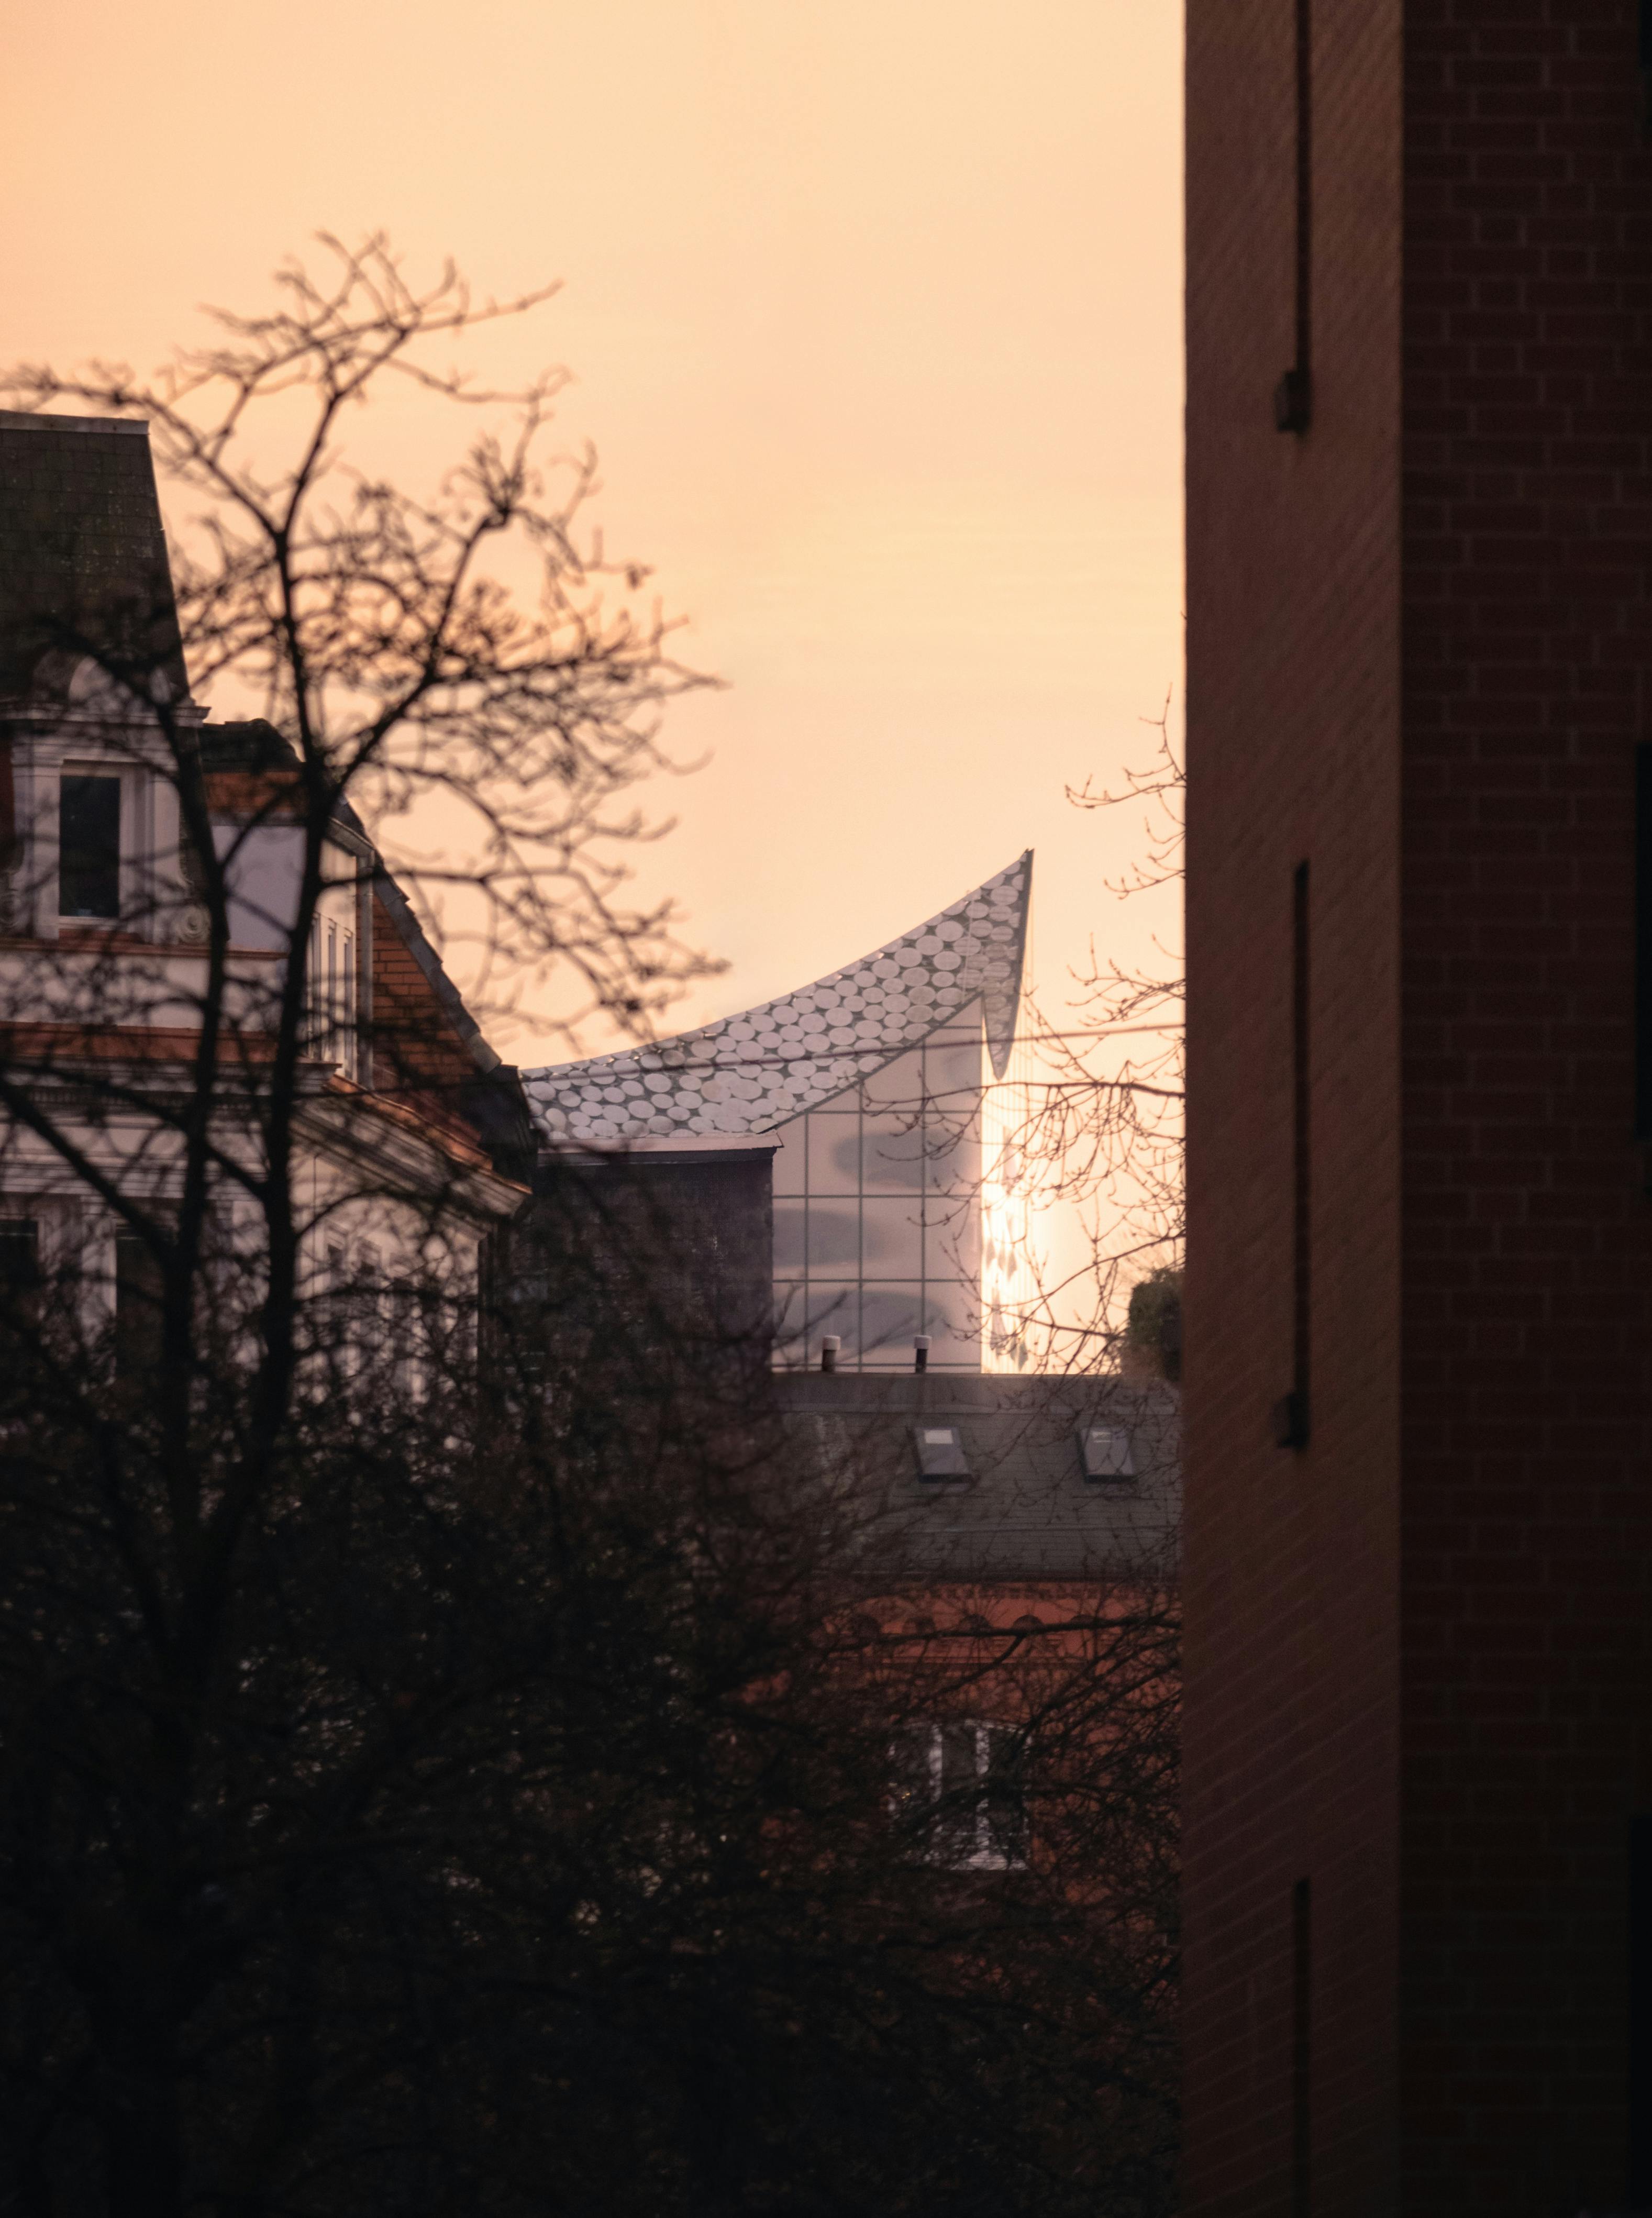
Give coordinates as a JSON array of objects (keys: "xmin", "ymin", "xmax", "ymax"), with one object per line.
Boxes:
[
  {"xmin": 914, "ymin": 1335, "xmax": 930, "ymax": 1374},
  {"xmin": 820, "ymin": 1334, "xmax": 841, "ymax": 1374}
]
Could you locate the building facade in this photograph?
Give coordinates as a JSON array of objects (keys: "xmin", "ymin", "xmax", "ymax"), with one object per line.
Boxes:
[
  {"xmin": 0, "ymin": 409, "xmax": 526, "ymax": 1339},
  {"xmin": 1184, "ymin": 7, "xmax": 1652, "ymax": 2214},
  {"xmin": 523, "ymin": 855, "xmax": 1034, "ymax": 1370}
]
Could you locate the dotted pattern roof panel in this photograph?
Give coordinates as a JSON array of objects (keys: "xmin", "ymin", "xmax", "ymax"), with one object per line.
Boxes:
[{"xmin": 524, "ymin": 851, "xmax": 1032, "ymax": 1146}]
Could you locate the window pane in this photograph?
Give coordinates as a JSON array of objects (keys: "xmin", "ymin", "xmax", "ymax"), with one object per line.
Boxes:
[
  {"xmin": 940, "ymin": 1723, "xmax": 981, "ymax": 1795},
  {"xmin": 341, "ymin": 928, "xmax": 357, "ymax": 1078},
  {"xmin": 860, "ymin": 1196, "xmax": 923, "ymax": 1278},
  {"xmin": 772, "ymin": 1278, "xmax": 807, "ymax": 1358},
  {"xmin": 804, "ymin": 1282, "xmax": 857, "ymax": 1362},
  {"xmin": 950, "ymin": 1202, "xmax": 983, "ymax": 1280},
  {"xmin": 806, "ymin": 1200, "xmax": 860, "ymax": 1271},
  {"xmin": 859, "ymin": 1284, "xmax": 924, "ymax": 1366},
  {"xmin": 924, "ymin": 1031, "xmax": 982, "ymax": 1103},
  {"xmin": 921, "ymin": 1279, "xmax": 980, "ymax": 1365},
  {"xmin": 862, "ymin": 1111, "xmax": 925, "ymax": 1191},
  {"xmin": 922, "ymin": 1199, "xmax": 979, "ymax": 1281},
  {"xmin": 59, "ymin": 775, "xmax": 121, "ymax": 919},
  {"xmin": 937, "ymin": 1723, "xmax": 982, "ymax": 1859},
  {"xmin": 115, "ymin": 1229, "xmax": 164, "ymax": 1377},
  {"xmin": 1081, "ymin": 1425, "xmax": 1135, "ymax": 1479},
  {"xmin": 913, "ymin": 1421, "xmax": 969, "ymax": 1477},
  {"xmin": 923, "ymin": 1119, "xmax": 979, "ymax": 1193},
  {"xmin": 862, "ymin": 1045, "xmax": 925, "ymax": 1112},
  {"xmin": 772, "ymin": 1204, "xmax": 807, "ymax": 1271},
  {"xmin": 0, "ymin": 1221, "xmax": 41, "ymax": 1313},
  {"xmin": 983, "ymin": 1726, "xmax": 1027, "ymax": 1861},
  {"xmin": 806, "ymin": 1113, "xmax": 859, "ymax": 1195},
  {"xmin": 891, "ymin": 1723, "xmax": 935, "ymax": 1818},
  {"xmin": 770, "ymin": 1115, "xmax": 807, "ymax": 1195}
]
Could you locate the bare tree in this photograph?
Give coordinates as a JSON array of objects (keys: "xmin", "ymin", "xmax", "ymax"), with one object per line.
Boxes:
[
  {"xmin": 0, "ymin": 242, "xmax": 1178, "ymax": 2218},
  {"xmin": 2, "ymin": 1186, "xmax": 1180, "ymax": 2216},
  {"xmin": 4, "ymin": 232, "xmax": 720, "ymax": 1033},
  {"xmin": 0, "ymin": 234, "xmax": 712, "ymax": 2216},
  {"xmin": 975, "ymin": 702, "xmax": 1184, "ymax": 1373}
]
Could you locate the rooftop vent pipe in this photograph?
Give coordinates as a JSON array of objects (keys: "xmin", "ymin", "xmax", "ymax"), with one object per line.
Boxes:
[
  {"xmin": 914, "ymin": 1335, "xmax": 930, "ymax": 1374},
  {"xmin": 820, "ymin": 1334, "xmax": 841, "ymax": 1374}
]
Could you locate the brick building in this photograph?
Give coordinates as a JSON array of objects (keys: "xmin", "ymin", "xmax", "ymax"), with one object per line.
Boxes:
[
  {"xmin": 1183, "ymin": 5, "xmax": 1652, "ymax": 2211},
  {"xmin": 776, "ymin": 1365, "xmax": 1180, "ymax": 1869}
]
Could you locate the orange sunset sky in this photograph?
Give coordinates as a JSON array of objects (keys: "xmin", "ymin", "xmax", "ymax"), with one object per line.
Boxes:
[{"xmin": 5, "ymin": 0, "xmax": 1183, "ymax": 1070}]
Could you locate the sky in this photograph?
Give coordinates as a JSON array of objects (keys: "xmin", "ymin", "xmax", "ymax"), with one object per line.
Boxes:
[
  {"xmin": 5, "ymin": 1, "xmax": 1183, "ymax": 1321},
  {"xmin": 5, "ymin": 0, "xmax": 1182, "ymax": 1026}
]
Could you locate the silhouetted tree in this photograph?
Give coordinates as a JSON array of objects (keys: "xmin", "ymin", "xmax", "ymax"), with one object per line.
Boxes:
[
  {"xmin": 977, "ymin": 702, "xmax": 1184, "ymax": 1371},
  {"xmin": 0, "ymin": 240, "xmax": 1179, "ymax": 2218}
]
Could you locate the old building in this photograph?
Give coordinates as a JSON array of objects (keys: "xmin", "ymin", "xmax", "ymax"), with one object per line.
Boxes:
[
  {"xmin": 508, "ymin": 849, "xmax": 1184, "ymax": 1884},
  {"xmin": 776, "ymin": 1367, "xmax": 1178, "ymax": 1584},
  {"xmin": 0, "ymin": 408, "xmax": 525, "ymax": 1334},
  {"xmin": 778, "ymin": 1363, "xmax": 1180, "ymax": 1857},
  {"xmin": 1184, "ymin": 7, "xmax": 1652, "ymax": 2213}
]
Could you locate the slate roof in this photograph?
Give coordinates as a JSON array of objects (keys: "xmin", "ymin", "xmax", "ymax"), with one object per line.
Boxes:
[
  {"xmin": 0, "ymin": 411, "xmax": 189, "ymax": 704},
  {"xmin": 775, "ymin": 1371, "xmax": 1180, "ymax": 1584},
  {"xmin": 523, "ymin": 851, "xmax": 1033, "ymax": 1147}
]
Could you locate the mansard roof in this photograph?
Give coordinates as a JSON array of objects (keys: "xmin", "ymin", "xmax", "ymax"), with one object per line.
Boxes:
[
  {"xmin": 0, "ymin": 411, "xmax": 190, "ymax": 704},
  {"xmin": 523, "ymin": 851, "xmax": 1032, "ymax": 1147},
  {"xmin": 774, "ymin": 1370, "xmax": 1181, "ymax": 1583}
]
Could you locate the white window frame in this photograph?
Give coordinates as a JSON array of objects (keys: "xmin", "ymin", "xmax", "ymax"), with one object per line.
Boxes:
[
  {"xmin": 52, "ymin": 758, "xmax": 156, "ymax": 938},
  {"xmin": 895, "ymin": 1719, "xmax": 1026, "ymax": 1871},
  {"xmin": 1078, "ymin": 1423, "xmax": 1136, "ymax": 1481},
  {"xmin": 305, "ymin": 867, "xmax": 361, "ymax": 1081}
]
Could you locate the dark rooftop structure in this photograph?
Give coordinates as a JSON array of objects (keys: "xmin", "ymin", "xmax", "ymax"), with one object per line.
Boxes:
[
  {"xmin": 0, "ymin": 410, "xmax": 189, "ymax": 705},
  {"xmin": 776, "ymin": 1370, "xmax": 1180, "ymax": 1584}
]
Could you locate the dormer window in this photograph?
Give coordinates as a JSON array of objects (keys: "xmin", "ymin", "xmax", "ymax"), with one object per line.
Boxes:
[
  {"xmin": 913, "ymin": 1422, "xmax": 970, "ymax": 1481},
  {"xmin": 59, "ymin": 775, "xmax": 122, "ymax": 921},
  {"xmin": 1078, "ymin": 1424, "xmax": 1135, "ymax": 1483}
]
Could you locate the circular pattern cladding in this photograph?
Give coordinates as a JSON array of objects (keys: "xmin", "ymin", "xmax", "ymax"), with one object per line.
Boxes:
[{"xmin": 523, "ymin": 851, "xmax": 1032, "ymax": 1146}]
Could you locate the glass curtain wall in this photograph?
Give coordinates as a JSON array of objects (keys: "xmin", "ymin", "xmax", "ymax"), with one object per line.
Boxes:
[{"xmin": 772, "ymin": 1006, "xmax": 983, "ymax": 1371}]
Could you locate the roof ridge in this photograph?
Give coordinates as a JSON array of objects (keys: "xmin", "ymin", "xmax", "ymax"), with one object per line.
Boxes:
[{"xmin": 523, "ymin": 852, "xmax": 1032, "ymax": 1146}]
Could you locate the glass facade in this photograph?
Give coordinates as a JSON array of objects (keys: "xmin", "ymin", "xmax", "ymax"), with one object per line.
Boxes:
[
  {"xmin": 772, "ymin": 1011, "xmax": 983, "ymax": 1371},
  {"xmin": 520, "ymin": 854, "xmax": 1035, "ymax": 1378},
  {"xmin": 980, "ymin": 1021, "xmax": 1040, "ymax": 1371}
]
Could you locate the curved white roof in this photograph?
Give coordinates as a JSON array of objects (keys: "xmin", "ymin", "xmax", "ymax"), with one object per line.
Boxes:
[{"xmin": 523, "ymin": 851, "xmax": 1032, "ymax": 1146}]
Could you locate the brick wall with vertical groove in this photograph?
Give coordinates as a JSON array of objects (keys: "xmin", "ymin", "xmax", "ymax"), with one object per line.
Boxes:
[
  {"xmin": 1185, "ymin": 4, "xmax": 1652, "ymax": 2213},
  {"xmin": 1399, "ymin": 6, "xmax": 1652, "ymax": 2209},
  {"xmin": 1186, "ymin": 2, "xmax": 1403, "ymax": 2206}
]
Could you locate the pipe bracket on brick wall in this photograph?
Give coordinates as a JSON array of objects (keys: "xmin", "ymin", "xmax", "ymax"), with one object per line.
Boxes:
[
  {"xmin": 1271, "ymin": 1390, "xmax": 1310, "ymax": 1452},
  {"xmin": 1274, "ymin": 368, "xmax": 1311, "ymax": 435}
]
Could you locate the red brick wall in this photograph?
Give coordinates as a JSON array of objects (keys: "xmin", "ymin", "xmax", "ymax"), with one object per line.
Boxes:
[
  {"xmin": 1398, "ymin": 6, "xmax": 1652, "ymax": 2208},
  {"xmin": 369, "ymin": 890, "xmax": 478, "ymax": 1117},
  {"xmin": 1185, "ymin": 4, "xmax": 1404, "ymax": 2208},
  {"xmin": 1187, "ymin": 3, "xmax": 1652, "ymax": 2213}
]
